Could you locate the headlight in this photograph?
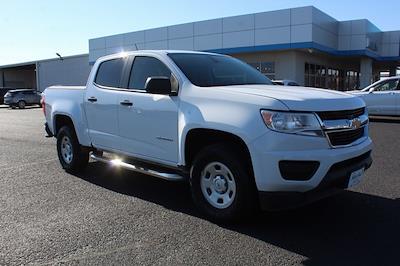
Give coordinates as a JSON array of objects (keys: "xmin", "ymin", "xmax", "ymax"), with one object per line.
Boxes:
[{"xmin": 260, "ymin": 110, "xmax": 323, "ymax": 137}]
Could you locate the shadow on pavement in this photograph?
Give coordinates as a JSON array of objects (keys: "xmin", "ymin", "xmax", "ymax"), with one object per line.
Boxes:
[
  {"xmin": 76, "ymin": 162, "xmax": 399, "ymax": 266},
  {"xmin": 0, "ymin": 105, "xmax": 41, "ymax": 110},
  {"xmin": 370, "ymin": 116, "xmax": 400, "ymax": 124}
]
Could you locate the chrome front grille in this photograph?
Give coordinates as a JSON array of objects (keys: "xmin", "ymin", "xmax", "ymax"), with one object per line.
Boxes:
[
  {"xmin": 317, "ymin": 108, "xmax": 368, "ymax": 148},
  {"xmin": 326, "ymin": 127, "xmax": 365, "ymax": 146}
]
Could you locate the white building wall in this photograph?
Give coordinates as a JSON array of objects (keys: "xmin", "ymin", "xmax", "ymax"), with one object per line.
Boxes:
[
  {"xmin": 89, "ymin": 6, "xmax": 330, "ymax": 63},
  {"xmin": 37, "ymin": 54, "xmax": 91, "ymax": 92},
  {"xmin": 89, "ymin": 6, "xmax": 400, "ymax": 65}
]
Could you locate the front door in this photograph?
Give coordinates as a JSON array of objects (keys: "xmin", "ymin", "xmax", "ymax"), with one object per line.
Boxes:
[
  {"xmin": 363, "ymin": 79, "xmax": 399, "ymax": 116},
  {"xmin": 117, "ymin": 56, "xmax": 179, "ymax": 165}
]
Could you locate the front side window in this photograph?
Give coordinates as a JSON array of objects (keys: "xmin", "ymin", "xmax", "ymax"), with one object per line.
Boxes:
[
  {"xmin": 128, "ymin": 56, "xmax": 172, "ymax": 90},
  {"xmin": 373, "ymin": 79, "xmax": 399, "ymax": 91},
  {"xmin": 168, "ymin": 53, "xmax": 273, "ymax": 87},
  {"xmin": 95, "ymin": 58, "xmax": 125, "ymax": 88}
]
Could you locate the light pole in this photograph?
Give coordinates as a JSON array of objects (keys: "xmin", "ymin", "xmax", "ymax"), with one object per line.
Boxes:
[{"xmin": 56, "ymin": 53, "xmax": 64, "ymax": 60}]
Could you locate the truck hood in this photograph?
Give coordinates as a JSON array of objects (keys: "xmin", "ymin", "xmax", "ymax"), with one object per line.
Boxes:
[
  {"xmin": 347, "ymin": 90, "xmax": 369, "ymax": 95},
  {"xmin": 217, "ymin": 85, "xmax": 365, "ymax": 112}
]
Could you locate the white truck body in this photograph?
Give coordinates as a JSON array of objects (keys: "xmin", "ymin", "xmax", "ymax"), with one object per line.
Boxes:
[{"xmin": 43, "ymin": 50, "xmax": 373, "ymax": 220}]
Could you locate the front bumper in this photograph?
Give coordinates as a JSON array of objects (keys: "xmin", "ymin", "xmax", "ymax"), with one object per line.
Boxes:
[
  {"xmin": 258, "ymin": 151, "xmax": 372, "ymax": 210},
  {"xmin": 3, "ymin": 98, "xmax": 14, "ymax": 105},
  {"xmin": 249, "ymin": 128, "xmax": 373, "ymax": 193}
]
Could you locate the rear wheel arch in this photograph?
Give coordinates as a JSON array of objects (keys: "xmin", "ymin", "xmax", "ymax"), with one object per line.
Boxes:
[{"xmin": 53, "ymin": 114, "xmax": 77, "ymax": 138}]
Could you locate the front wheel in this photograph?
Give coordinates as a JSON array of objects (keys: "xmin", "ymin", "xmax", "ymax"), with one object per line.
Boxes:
[
  {"xmin": 190, "ymin": 143, "xmax": 257, "ymax": 223},
  {"xmin": 56, "ymin": 126, "xmax": 89, "ymax": 173}
]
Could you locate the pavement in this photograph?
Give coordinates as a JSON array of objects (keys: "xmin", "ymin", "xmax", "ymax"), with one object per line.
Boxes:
[{"xmin": 0, "ymin": 107, "xmax": 399, "ymax": 265}]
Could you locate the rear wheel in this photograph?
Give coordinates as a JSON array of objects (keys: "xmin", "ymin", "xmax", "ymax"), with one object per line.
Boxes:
[
  {"xmin": 56, "ymin": 126, "xmax": 89, "ymax": 173},
  {"xmin": 190, "ymin": 143, "xmax": 257, "ymax": 223},
  {"xmin": 18, "ymin": 101, "xmax": 26, "ymax": 109}
]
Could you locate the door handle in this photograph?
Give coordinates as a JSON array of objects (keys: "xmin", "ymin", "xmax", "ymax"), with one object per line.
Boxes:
[
  {"xmin": 120, "ymin": 100, "xmax": 133, "ymax": 106},
  {"xmin": 87, "ymin": 97, "xmax": 97, "ymax": 102}
]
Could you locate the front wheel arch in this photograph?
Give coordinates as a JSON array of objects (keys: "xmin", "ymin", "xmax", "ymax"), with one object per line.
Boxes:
[{"xmin": 184, "ymin": 128, "xmax": 254, "ymax": 177}]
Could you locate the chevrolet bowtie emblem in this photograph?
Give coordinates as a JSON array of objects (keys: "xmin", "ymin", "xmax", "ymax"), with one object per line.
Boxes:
[{"xmin": 350, "ymin": 118, "xmax": 362, "ymax": 129}]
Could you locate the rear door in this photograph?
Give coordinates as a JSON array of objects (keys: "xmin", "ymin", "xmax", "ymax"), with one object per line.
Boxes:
[
  {"xmin": 116, "ymin": 55, "xmax": 179, "ymax": 164},
  {"xmin": 34, "ymin": 92, "xmax": 42, "ymax": 103},
  {"xmin": 84, "ymin": 57, "xmax": 128, "ymax": 150}
]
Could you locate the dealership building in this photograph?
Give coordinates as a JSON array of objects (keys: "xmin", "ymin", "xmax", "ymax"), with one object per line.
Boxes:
[{"xmin": 1, "ymin": 6, "xmax": 399, "ymax": 92}]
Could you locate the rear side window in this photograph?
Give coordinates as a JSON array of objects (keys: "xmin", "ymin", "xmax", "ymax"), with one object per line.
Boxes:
[
  {"xmin": 95, "ymin": 58, "xmax": 125, "ymax": 88},
  {"xmin": 128, "ymin": 56, "xmax": 172, "ymax": 90}
]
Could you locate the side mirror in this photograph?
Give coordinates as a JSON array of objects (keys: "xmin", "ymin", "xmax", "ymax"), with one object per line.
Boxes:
[
  {"xmin": 145, "ymin": 77, "xmax": 172, "ymax": 95},
  {"xmin": 368, "ymin": 88, "xmax": 374, "ymax": 93}
]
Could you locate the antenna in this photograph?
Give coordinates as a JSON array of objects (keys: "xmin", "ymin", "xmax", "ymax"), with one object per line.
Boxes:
[{"xmin": 134, "ymin": 43, "xmax": 138, "ymax": 50}]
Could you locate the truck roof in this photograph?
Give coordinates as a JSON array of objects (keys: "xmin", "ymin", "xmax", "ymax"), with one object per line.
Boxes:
[{"xmin": 96, "ymin": 50, "xmax": 221, "ymax": 63}]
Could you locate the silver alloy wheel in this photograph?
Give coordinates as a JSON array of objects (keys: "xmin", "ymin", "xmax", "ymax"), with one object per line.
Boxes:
[
  {"xmin": 200, "ymin": 162, "xmax": 237, "ymax": 209},
  {"xmin": 61, "ymin": 136, "xmax": 73, "ymax": 164}
]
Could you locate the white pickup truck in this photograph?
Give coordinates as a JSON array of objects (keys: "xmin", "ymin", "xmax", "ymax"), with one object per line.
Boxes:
[{"xmin": 42, "ymin": 50, "xmax": 372, "ymax": 222}]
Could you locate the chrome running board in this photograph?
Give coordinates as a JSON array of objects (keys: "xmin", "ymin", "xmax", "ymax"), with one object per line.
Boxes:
[{"xmin": 90, "ymin": 153, "xmax": 185, "ymax": 181}]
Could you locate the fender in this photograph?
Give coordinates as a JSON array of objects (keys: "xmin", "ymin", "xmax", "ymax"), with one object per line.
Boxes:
[{"xmin": 50, "ymin": 100, "xmax": 91, "ymax": 147}]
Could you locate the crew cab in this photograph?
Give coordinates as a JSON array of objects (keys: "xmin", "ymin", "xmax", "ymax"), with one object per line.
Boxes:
[{"xmin": 42, "ymin": 50, "xmax": 373, "ymax": 222}]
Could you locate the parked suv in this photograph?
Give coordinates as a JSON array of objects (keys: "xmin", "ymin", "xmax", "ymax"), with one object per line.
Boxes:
[{"xmin": 3, "ymin": 89, "xmax": 42, "ymax": 109}]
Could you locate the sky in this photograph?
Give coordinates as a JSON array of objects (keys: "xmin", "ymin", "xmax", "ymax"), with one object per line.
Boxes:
[{"xmin": 1, "ymin": 0, "xmax": 399, "ymax": 65}]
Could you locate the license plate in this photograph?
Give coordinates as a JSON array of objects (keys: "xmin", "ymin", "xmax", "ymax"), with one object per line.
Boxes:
[{"xmin": 348, "ymin": 168, "xmax": 365, "ymax": 188}]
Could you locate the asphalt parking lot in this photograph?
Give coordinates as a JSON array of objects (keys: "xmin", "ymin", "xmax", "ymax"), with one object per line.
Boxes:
[{"xmin": 0, "ymin": 106, "xmax": 399, "ymax": 265}]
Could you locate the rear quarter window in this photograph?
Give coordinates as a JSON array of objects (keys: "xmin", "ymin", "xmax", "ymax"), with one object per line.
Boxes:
[{"xmin": 95, "ymin": 58, "xmax": 125, "ymax": 88}]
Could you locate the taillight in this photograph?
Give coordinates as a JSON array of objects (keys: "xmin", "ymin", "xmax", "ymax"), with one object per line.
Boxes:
[{"xmin": 41, "ymin": 95, "xmax": 46, "ymax": 115}]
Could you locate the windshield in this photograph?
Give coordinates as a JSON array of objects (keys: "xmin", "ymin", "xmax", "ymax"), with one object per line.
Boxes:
[
  {"xmin": 168, "ymin": 53, "xmax": 273, "ymax": 87},
  {"xmin": 361, "ymin": 80, "xmax": 381, "ymax": 92}
]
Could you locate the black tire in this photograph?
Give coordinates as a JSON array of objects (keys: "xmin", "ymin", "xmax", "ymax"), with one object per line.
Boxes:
[
  {"xmin": 18, "ymin": 101, "xmax": 26, "ymax": 109},
  {"xmin": 56, "ymin": 126, "xmax": 89, "ymax": 173},
  {"xmin": 190, "ymin": 143, "xmax": 257, "ymax": 223}
]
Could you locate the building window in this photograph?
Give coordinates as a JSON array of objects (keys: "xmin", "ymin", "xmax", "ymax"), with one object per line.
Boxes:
[
  {"xmin": 248, "ymin": 62, "xmax": 275, "ymax": 80},
  {"xmin": 305, "ymin": 63, "xmax": 359, "ymax": 91}
]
